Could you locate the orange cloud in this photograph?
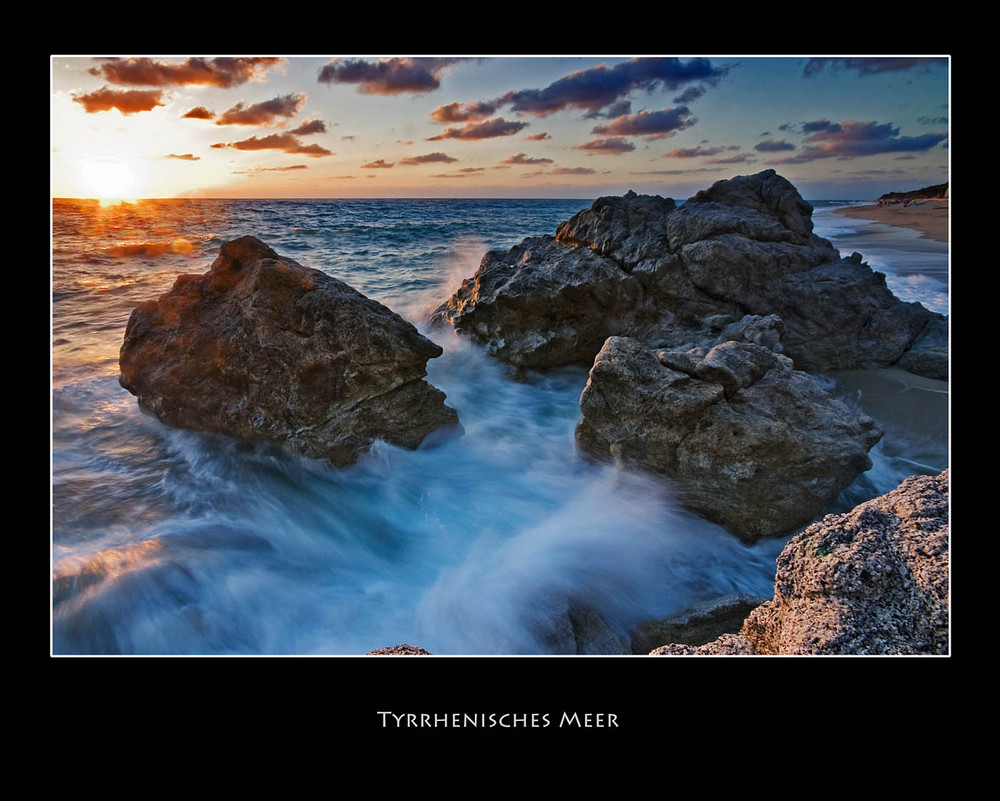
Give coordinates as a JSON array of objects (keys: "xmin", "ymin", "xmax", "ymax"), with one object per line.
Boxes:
[
  {"xmin": 89, "ymin": 57, "xmax": 282, "ymax": 88},
  {"xmin": 182, "ymin": 106, "xmax": 215, "ymax": 120},
  {"xmin": 73, "ymin": 86, "xmax": 164, "ymax": 114},
  {"xmin": 233, "ymin": 164, "xmax": 309, "ymax": 175},
  {"xmin": 221, "ymin": 133, "xmax": 332, "ymax": 157},
  {"xmin": 428, "ymin": 100, "xmax": 499, "ymax": 123}
]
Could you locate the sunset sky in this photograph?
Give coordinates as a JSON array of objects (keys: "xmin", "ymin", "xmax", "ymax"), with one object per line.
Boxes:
[{"xmin": 50, "ymin": 55, "xmax": 950, "ymax": 201}]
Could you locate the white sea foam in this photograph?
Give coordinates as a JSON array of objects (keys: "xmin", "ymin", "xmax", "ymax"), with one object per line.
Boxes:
[{"xmin": 51, "ymin": 197, "xmax": 949, "ymax": 655}]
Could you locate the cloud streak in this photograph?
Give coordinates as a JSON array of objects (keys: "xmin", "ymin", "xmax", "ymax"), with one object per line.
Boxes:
[
  {"xmin": 576, "ymin": 137, "xmax": 636, "ymax": 154},
  {"xmin": 182, "ymin": 106, "xmax": 215, "ymax": 120},
  {"xmin": 803, "ymin": 57, "xmax": 947, "ymax": 77},
  {"xmin": 290, "ymin": 119, "xmax": 327, "ymax": 135},
  {"xmin": 502, "ymin": 152, "xmax": 554, "ymax": 165},
  {"xmin": 88, "ymin": 57, "xmax": 283, "ymax": 88},
  {"xmin": 501, "ymin": 57, "xmax": 726, "ymax": 117},
  {"xmin": 427, "ymin": 117, "xmax": 529, "ymax": 140},
  {"xmin": 660, "ymin": 145, "xmax": 739, "ymax": 158},
  {"xmin": 429, "ymin": 101, "xmax": 500, "ymax": 122},
  {"xmin": 754, "ymin": 139, "xmax": 796, "ymax": 152},
  {"xmin": 705, "ymin": 153, "xmax": 756, "ymax": 164},
  {"xmin": 591, "ymin": 107, "xmax": 695, "ymax": 139},
  {"xmin": 398, "ymin": 152, "xmax": 458, "ymax": 165},
  {"xmin": 219, "ymin": 133, "xmax": 332, "ymax": 157},
  {"xmin": 216, "ymin": 94, "xmax": 306, "ymax": 126},
  {"xmin": 73, "ymin": 87, "xmax": 164, "ymax": 114},
  {"xmin": 318, "ymin": 57, "xmax": 461, "ymax": 94},
  {"xmin": 770, "ymin": 119, "xmax": 948, "ymax": 162}
]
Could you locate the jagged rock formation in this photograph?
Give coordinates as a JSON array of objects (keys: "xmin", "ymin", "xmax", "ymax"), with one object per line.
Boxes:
[
  {"xmin": 119, "ymin": 235, "xmax": 460, "ymax": 466},
  {"xmin": 431, "ymin": 234, "xmax": 650, "ymax": 369},
  {"xmin": 650, "ymin": 470, "xmax": 950, "ymax": 655},
  {"xmin": 576, "ymin": 337, "xmax": 884, "ymax": 541},
  {"xmin": 431, "ymin": 170, "xmax": 947, "ymax": 380}
]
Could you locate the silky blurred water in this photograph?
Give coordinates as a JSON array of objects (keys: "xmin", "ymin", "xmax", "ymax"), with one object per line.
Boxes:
[{"xmin": 50, "ymin": 196, "xmax": 949, "ymax": 655}]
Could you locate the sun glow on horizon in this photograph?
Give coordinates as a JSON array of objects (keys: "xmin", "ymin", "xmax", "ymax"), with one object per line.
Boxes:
[{"xmin": 78, "ymin": 156, "xmax": 140, "ymax": 201}]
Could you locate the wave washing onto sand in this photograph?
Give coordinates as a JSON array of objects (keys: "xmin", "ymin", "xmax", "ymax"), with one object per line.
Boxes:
[{"xmin": 812, "ymin": 203, "xmax": 948, "ymax": 316}]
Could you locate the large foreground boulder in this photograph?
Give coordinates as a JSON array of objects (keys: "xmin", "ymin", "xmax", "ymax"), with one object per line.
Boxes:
[
  {"xmin": 119, "ymin": 236, "xmax": 460, "ymax": 465},
  {"xmin": 576, "ymin": 336, "xmax": 883, "ymax": 541},
  {"xmin": 651, "ymin": 470, "xmax": 950, "ymax": 655},
  {"xmin": 431, "ymin": 170, "xmax": 947, "ymax": 380}
]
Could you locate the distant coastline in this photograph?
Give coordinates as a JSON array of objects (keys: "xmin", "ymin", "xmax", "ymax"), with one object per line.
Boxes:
[{"xmin": 833, "ymin": 199, "xmax": 948, "ymax": 244}]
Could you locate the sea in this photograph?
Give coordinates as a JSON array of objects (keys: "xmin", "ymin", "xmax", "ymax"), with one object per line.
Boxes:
[{"xmin": 50, "ymin": 196, "xmax": 950, "ymax": 656}]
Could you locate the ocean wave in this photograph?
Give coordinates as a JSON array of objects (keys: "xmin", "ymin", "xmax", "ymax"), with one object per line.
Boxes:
[{"xmin": 51, "ymin": 196, "xmax": 949, "ymax": 655}]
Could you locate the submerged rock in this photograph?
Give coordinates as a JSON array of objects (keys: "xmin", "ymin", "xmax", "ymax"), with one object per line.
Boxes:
[
  {"xmin": 431, "ymin": 169, "xmax": 947, "ymax": 380},
  {"xmin": 576, "ymin": 337, "xmax": 883, "ymax": 541},
  {"xmin": 629, "ymin": 593, "xmax": 769, "ymax": 653},
  {"xmin": 534, "ymin": 597, "xmax": 632, "ymax": 655},
  {"xmin": 119, "ymin": 235, "xmax": 460, "ymax": 466},
  {"xmin": 651, "ymin": 470, "xmax": 950, "ymax": 655}
]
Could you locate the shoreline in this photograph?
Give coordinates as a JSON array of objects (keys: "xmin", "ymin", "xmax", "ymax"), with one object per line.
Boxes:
[{"xmin": 833, "ymin": 199, "xmax": 948, "ymax": 243}]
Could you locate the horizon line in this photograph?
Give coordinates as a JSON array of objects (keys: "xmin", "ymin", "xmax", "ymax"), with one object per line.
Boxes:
[{"xmin": 51, "ymin": 193, "xmax": 876, "ymax": 203}]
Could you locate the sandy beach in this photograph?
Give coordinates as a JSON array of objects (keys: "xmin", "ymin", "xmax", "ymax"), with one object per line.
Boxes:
[{"xmin": 834, "ymin": 199, "xmax": 948, "ymax": 243}]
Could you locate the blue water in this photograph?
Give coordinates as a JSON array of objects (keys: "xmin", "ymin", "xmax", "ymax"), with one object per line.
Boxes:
[{"xmin": 50, "ymin": 196, "xmax": 949, "ymax": 655}]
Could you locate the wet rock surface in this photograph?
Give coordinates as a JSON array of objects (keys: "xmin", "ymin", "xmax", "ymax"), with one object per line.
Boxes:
[
  {"xmin": 119, "ymin": 235, "xmax": 460, "ymax": 466},
  {"xmin": 535, "ymin": 597, "xmax": 632, "ymax": 655},
  {"xmin": 630, "ymin": 593, "xmax": 769, "ymax": 653}
]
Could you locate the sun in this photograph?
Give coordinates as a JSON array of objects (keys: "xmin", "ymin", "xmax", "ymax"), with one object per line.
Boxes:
[{"xmin": 78, "ymin": 156, "xmax": 138, "ymax": 200}]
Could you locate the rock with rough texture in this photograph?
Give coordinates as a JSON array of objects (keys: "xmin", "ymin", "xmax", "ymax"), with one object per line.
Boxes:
[
  {"xmin": 672, "ymin": 167, "xmax": 822, "ymax": 245},
  {"xmin": 576, "ymin": 336, "xmax": 883, "ymax": 541},
  {"xmin": 431, "ymin": 234, "xmax": 652, "ymax": 369},
  {"xmin": 556, "ymin": 190, "xmax": 677, "ymax": 266},
  {"xmin": 119, "ymin": 236, "xmax": 460, "ymax": 466},
  {"xmin": 651, "ymin": 470, "xmax": 949, "ymax": 655},
  {"xmin": 366, "ymin": 644, "xmax": 433, "ymax": 655},
  {"xmin": 431, "ymin": 170, "xmax": 947, "ymax": 380},
  {"xmin": 650, "ymin": 633, "xmax": 758, "ymax": 656}
]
